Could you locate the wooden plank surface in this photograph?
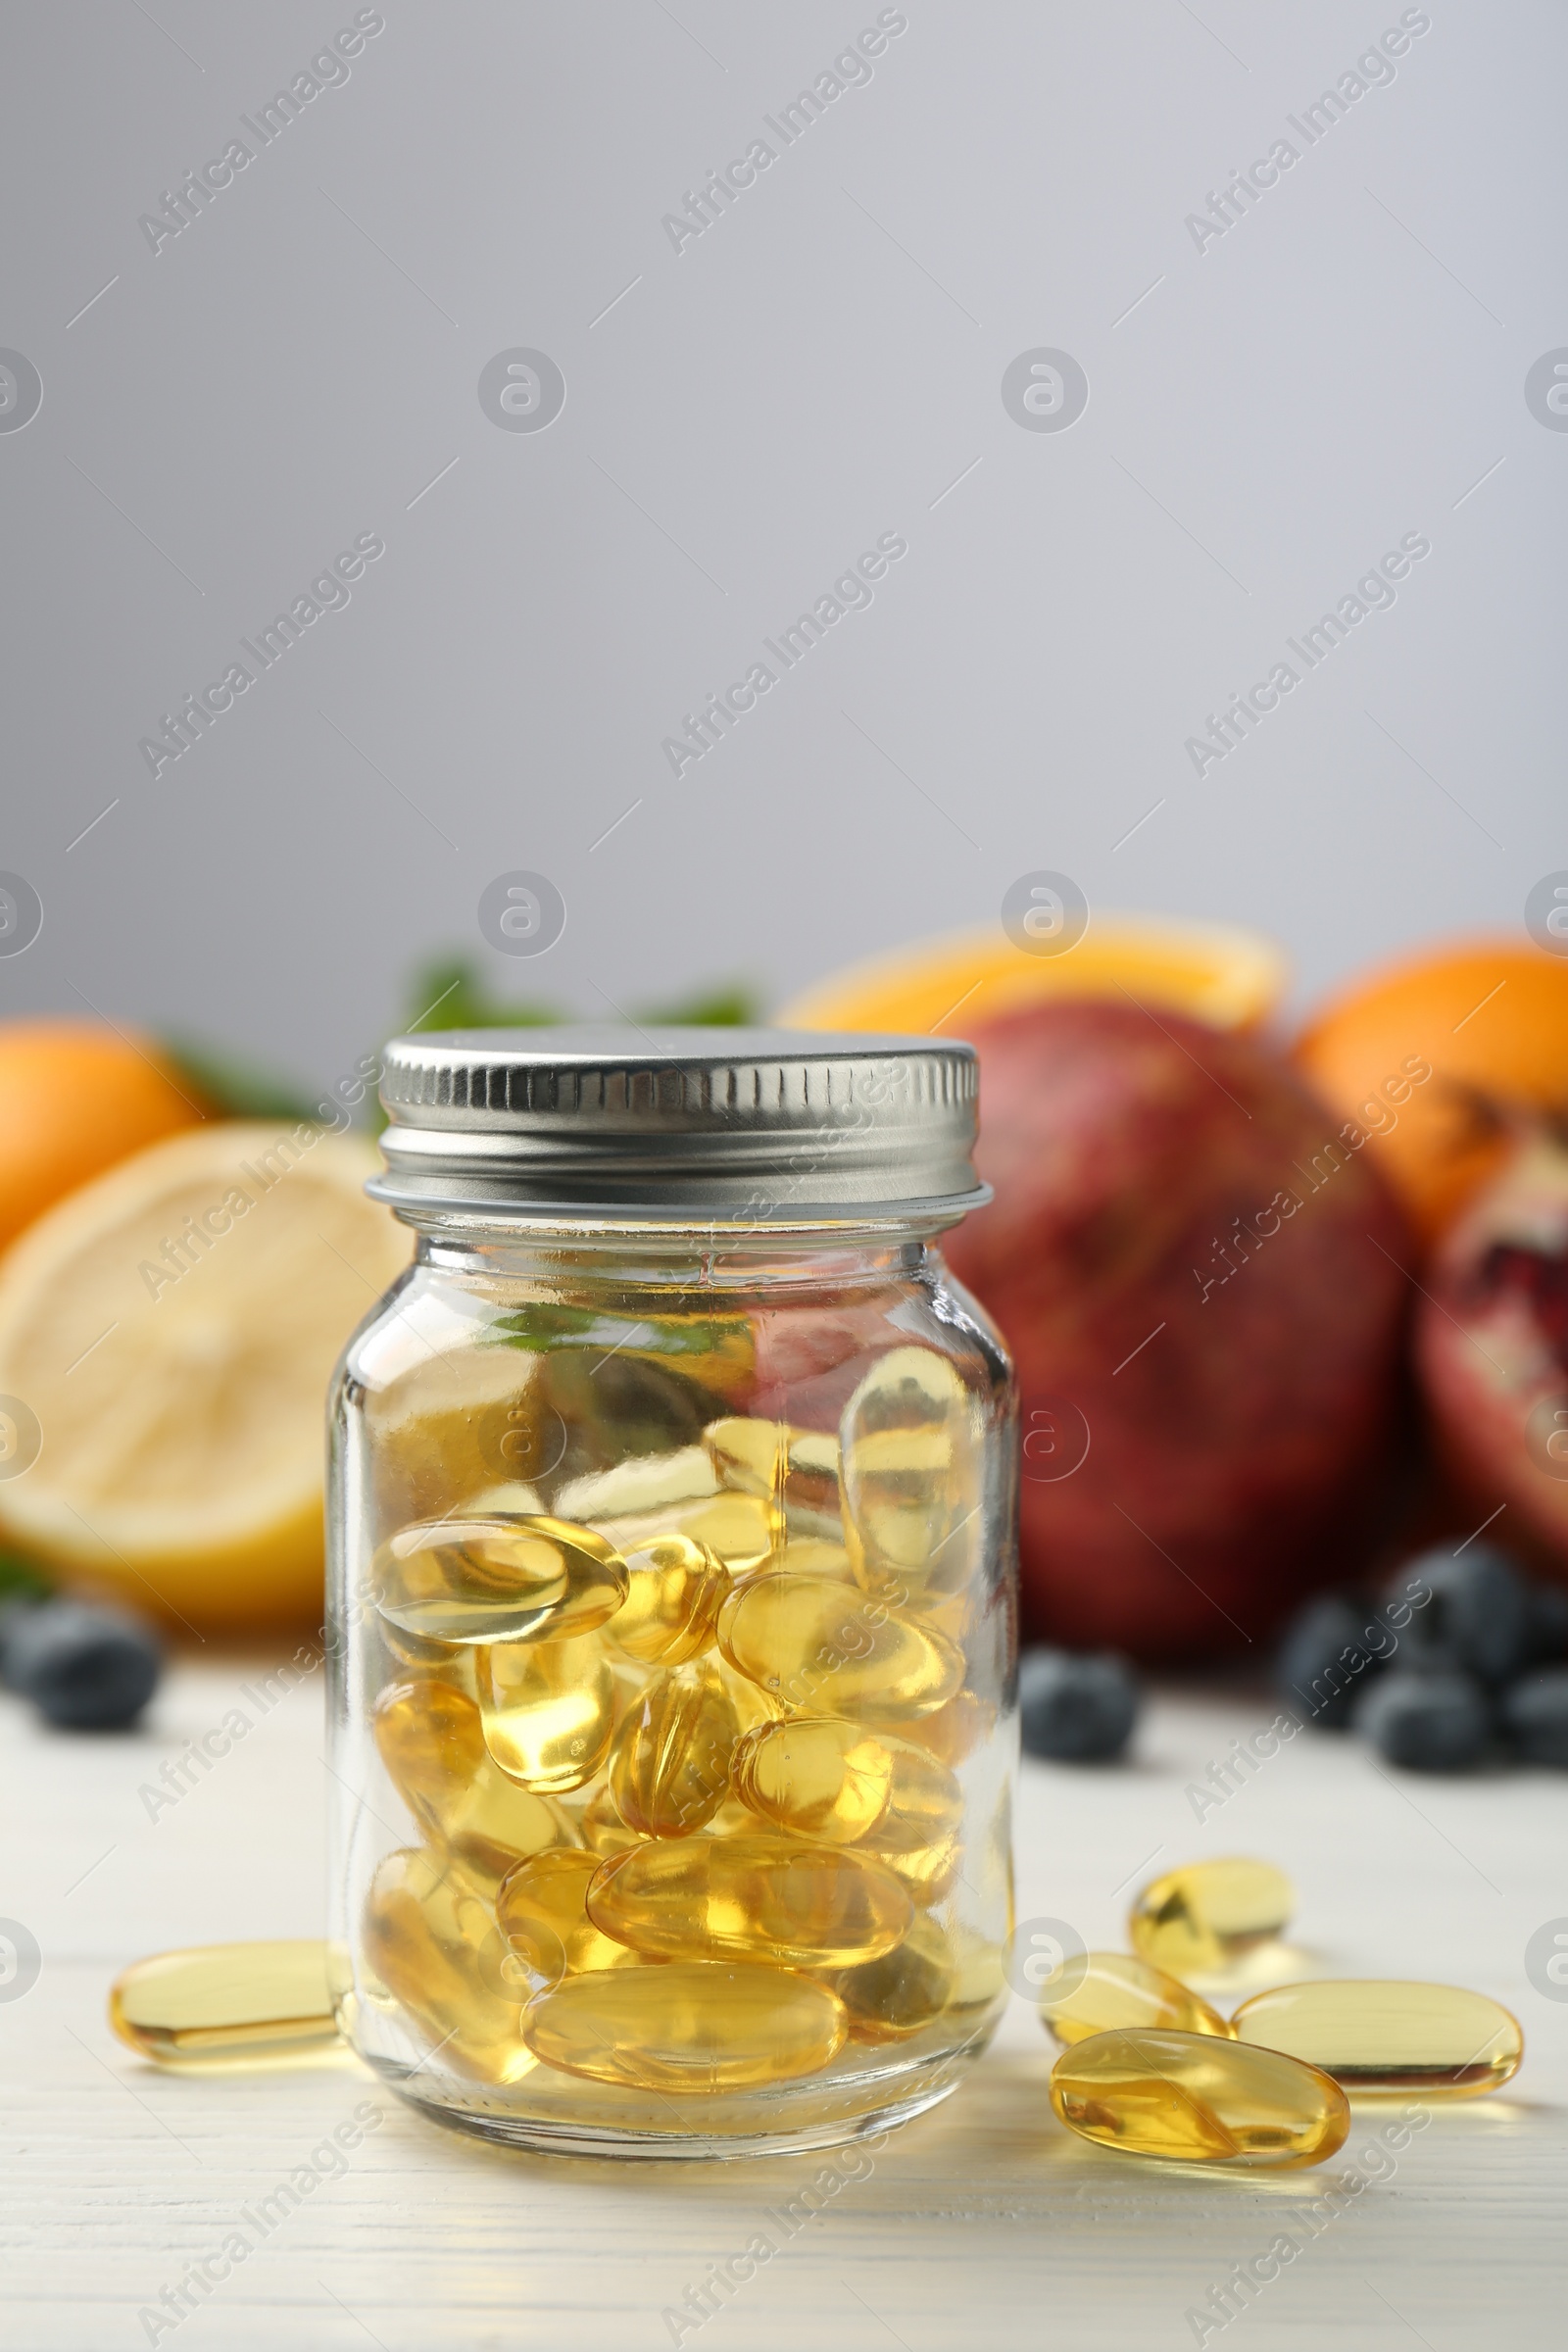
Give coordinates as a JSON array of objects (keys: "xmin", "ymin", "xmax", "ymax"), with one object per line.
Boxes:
[{"xmin": 3, "ymin": 1653, "xmax": 1564, "ymax": 2350}]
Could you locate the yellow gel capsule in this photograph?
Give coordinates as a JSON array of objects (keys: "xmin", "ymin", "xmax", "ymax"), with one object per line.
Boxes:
[
  {"xmin": 674, "ymin": 1492, "xmax": 777, "ymax": 1577},
  {"xmin": 606, "ymin": 1660, "xmax": 741, "ymax": 1838},
  {"xmin": 717, "ymin": 1654, "xmax": 787, "ymax": 1738},
  {"xmin": 1051, "ymin": 2028, "xmax": 1349, "ymax": 2169},
  {"xmin": 568, "ymin": 1779, "xmax": 648, "ymax": 1857},
  {"xmin": 946, "ymin": 1925, "xmax": 1007, "ymax": 2021},
  {"xmin": 377, "ymin": 1617, "xmax": 478, "ymax": 1684},
  {"xmin": 731, "ymin": 1715, "xmax": 962, "ymax": 1858},
  {"xmin": 363, "ymin": 1847, "xmax": 535, "ymax": 2085},
  {"xmin": 717, "ymin": 1573, "xmax": 963, "ymax": 1724},
  {"xmin": 706, "ymin": 1416, "xmax": 842, "ymax": 1520},
  {"xmin": 523, "ymin": 1960, "xmax": 847, "ymax": 2090},
  {"xmin": 1129, "ymin": 1858, "xmax": 1295, "ymax": 1977},
  {"xmin": 841, "ymin": 1347, "xmax": 981, "ymax": 1599},
  {"xmin": 890, "ymin": 1687, "xmax": 993, "ymax": 1768},
  {"xmin": 557, "ymin": 1445, "xmax": 717, "ymax": 1524},
  {"xmin": 479, "ymin": 1635, "xmax": 615, "ymax": 1794},
  {"xmin": 875, "ymin": 1833, "xmax": 963, "ymax": 1905},
  {"xmin": 495, "ymin": 1848, "xmax": 645, "ymax": 1993},
  {"xmin": 1037, "ymin": 1951, "xmax": 1232, "ymax": 2049},
  {"xmin": 827, "ymin": 1912, "xmax": 955, "ymax": 2043},
  {"xmin": 587, "ymin": 1832, "xmax": 913, "ymax": 1967},
  {"xmin": 774, "ymin": 1538, "xmax": 854, "ymax": 1581},
  {"xmin": 1230, "ymin": 1981, "xmax": 1524, "ymax": 2098},
  {"xmin": 607, "ymin": 1534, "xmax": 731, "ymax": 1666},
  {"xmin": 109, "ymin": 1941, "xmax": 340, "ymax": 2071},
  {"xmin": 371, "ymin": 1674, "xmax": 576, "ymax": 1894},
  {"xmin": 374, "ymin": 1513, "xmax": 627, "ymax": 1644},
  {"xmin": 705, "ymin": 1414, "xmax": 787, "ymax": 1498},
  {"xmin": 730, "ymin": 1715, "xmax": 892, "ymax": 1842}
]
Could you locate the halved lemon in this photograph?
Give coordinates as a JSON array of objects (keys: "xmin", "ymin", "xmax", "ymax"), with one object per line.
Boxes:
[
  {"xmin": 0, "ymin": 1122, "xmax": 410, "ymax": 1631},
  {"xmin": 777, "ymin": 915, "xmax": 1285, "ymax": 1037}
]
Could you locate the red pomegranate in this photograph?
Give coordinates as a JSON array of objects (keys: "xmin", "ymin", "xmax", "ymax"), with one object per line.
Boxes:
[
  {"xmin": 1414, "ymin": 1126, "xmax": 1568, "ymax": 1572},
  {"xmin": 942, "ymin": 1000, "xmax": 1412, "ymax": 1659}
]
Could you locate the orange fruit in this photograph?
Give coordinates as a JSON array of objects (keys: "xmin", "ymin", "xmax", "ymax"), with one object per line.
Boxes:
[
  {"xmin": 0, "ymin": 1122, "xmax": 410, "ymax": 1629},
  {"xmin": 0, "ymin": 1019, "xmax": 206, "ymax": 1255},
  {"xmin": 1294, "ymin": 939, "xmax": 1568, "ymax": 1247},
  {"xmin": 778, "ymin": 915, "xmax": 1284, "ymax": 1037}
]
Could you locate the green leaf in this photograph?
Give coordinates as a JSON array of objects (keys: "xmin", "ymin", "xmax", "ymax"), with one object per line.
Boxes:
[
  {"xmin": 0, "ymin": 1546, "xmax": 53, "ymax": 1602},
  {"xmin": 402, "ymin": 957, "xmax": 560, "ymax": 1036},
  {"xmin": 635, "ymin": 983, "xmax": 760, "ymax": 1027},
  {"xmin": 160, "ymin": 1036, "xmax": 323, "ymax": 1123}
]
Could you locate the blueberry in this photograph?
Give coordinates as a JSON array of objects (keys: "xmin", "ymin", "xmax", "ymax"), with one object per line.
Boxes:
[
  {"xmin": 1525, "ymin": 1581, "xmax": 1568, "ymax": 1666},
  {"xmin": 4, "ymin": 1601, "xmax": 162, "ymax": 1730},
  {"xmin": 1354, "ymin": 1670, "xmax": 1492, "ymax": 1773},
  {"xmin": 1018, "ymin": 1648, "xmax": 1139, "ymax": 1762},
  {"xmin": 1502, "ymin": 1667, "xmax": 1568, "ymax": 1768},
  {"xmin": 0, "ymin": 1594, "xmax": 44, "ymax": 1684},
  {"xmin": 1277, "ymin": 1595, "xmax": 1386, "ymax": 1731},
  {"xmin": 1388, "ymin": 1543, "xmax": 1533, "ymax": 1685}
]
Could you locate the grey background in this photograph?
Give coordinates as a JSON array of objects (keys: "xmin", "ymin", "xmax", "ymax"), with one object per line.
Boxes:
[{"xmin": 1, "ymin": 0, "xmax": 1562, "ymax": 1090}]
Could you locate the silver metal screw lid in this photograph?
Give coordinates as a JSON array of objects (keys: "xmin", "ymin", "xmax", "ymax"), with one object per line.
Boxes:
[{"xmin": 368, "ymin": 1027, "xmax": 988, "ymax": 1223}]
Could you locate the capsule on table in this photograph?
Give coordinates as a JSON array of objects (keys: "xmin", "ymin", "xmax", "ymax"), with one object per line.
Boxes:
[
  {"xmin": 372, "ymin": 1673, "xmax": 577, "ymax": 1894},
  {"xmin": 1230, "ymin": 1981, "xmax": 1524, "ymax": 2098},
  {"xmin": 522, "ymin": 1960, "xmax": 847, "ymax": 2090},
  {"xmin": 587, "ymin": 1831, "xmax": 913, "ymax": 1968},
  {"xmin": 1037, "ymin": 1951, "xmax": 1232, "ymax": 2049},
  {"xmin": 827, "ymin": 1911, "xmax": 955, "ymax": 2043},
  {"xmin": 373, "ymin": 1513, "xmax": 628, "ymax": 1644},
  {"xmin": 1051, "ymin": 2027, "xmax": 1349, "ymax": 2169},
  {"xmin": 606, "ymin": 1659, "xmax": 741, "ymax": 1838},
  {"xmin": 840, "ymin": 1347, "xmax": 981, "ymax": 1600},
  {"xmin": 606, "ymin": 1534, "xmax": 731, "ymax": 1666},
  {"xmin": 496, "ymin": 1848, "xmax": 644, "ymax": 1994},
  {"xmin": 1129, "ymin": 1857, "xmax": 1295, "ymax": 1977},
  {"xmin": 363, "ymin": 1846, "xmax": 536, "ymax": 2085},
  {"xmin": 109, "ymin": 1940, "xmax": 341, "ymax": 2071},
  {"xmin": 478, "ymin": 1634, "xmax": 616, "ymax": 1794},
  {"xmin": 718, "ymin": 1572, "xmax": 963, "ymax": 1724}
]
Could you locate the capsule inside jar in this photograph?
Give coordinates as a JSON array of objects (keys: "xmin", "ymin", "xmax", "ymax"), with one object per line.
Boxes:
[
  {"xmin": 717, "ymin": 1573, "xmax": 963, "ymax": 1723},
  {"xmin": 586, "ymin": 1831, "xmax": 914, "ymax": 1968},
  {"xmin": 372, "ymin": 1673, "xmax": 578, "ymax": 1894},
  {"xmin": 373, "ymin": 1514, "xmax": 628, "ymax": 1644},
  {"xmin": 363, "ymin": 1846, "xmax": 536, "ymax": 2084},
  {"xmin": 840, "ymin": 1348, "xmax": 981, "ymax": 1600},
  {"xmin": 522, "ymin": 1960, "xmax": 847, "ymax": 2090},
  {"xmin": 606, "ymin": 1533, "xmax": 730, "ymax": 1666},
  {"xmin": 495, "ymin": 1848, "xmax": 644, "ymax": 1993},
  {"xmin": 477, "ymin": 1636, "xmax": 616, "ymax": 1794},
  {"xmin": 606, "ymin": 1658, "xmax": 741, "ymax": 1839}
]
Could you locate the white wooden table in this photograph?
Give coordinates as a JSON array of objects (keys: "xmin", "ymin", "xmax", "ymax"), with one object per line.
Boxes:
[{"xmin": 4, "ymin": 1653, "xmax": 1564, "ymax": 2350}]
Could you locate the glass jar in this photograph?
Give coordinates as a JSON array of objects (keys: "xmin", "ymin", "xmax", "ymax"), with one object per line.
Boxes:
[{"xmin": 327, "ymin": 1029, "xmax": 1016, "ymax": 2159}]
